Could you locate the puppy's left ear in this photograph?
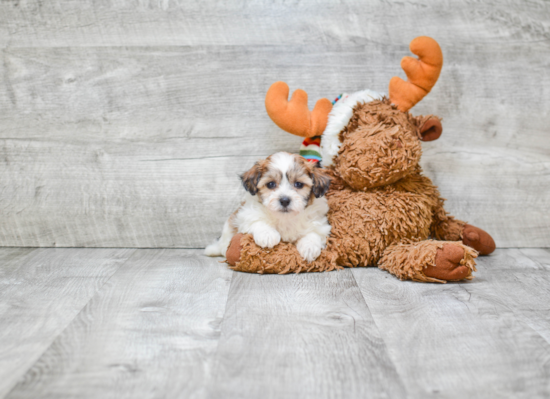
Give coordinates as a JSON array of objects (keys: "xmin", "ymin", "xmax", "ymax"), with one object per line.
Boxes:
[
  {"xmin": 240, "ymin": 162, "xmax": 264, "ymax": 195},
  {"xmin": 310, "ymin": 164, "xmax": 331, "ymax": 198}
]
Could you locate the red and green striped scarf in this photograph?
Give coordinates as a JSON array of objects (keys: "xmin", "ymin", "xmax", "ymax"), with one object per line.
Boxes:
[{"xmin": 299, "ymin": 136, "xmax": 322, "ymax": 163}]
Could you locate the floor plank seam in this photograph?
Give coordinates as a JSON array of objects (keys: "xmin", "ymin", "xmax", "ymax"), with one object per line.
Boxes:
[
  {"xmin": 348, "ymin": 269, "xmax": 409, "ymax": 395},
  {"xmin": 201, "ymin": 269, "xmax": 236, "ymax": 390},
  {"xmin": 3, "ymin": 248, "xmax": 139, "ymax": 398}
]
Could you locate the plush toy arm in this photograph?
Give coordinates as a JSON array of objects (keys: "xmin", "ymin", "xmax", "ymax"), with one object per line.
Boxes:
[{"xmin": 225, "ymin": 233, "xmax": 340, "ymax": 274}]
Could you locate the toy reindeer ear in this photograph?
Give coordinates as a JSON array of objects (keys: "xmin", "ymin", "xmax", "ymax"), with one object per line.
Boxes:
[
  {"xmin": 265, "ymin": 81, "xmax": 333, "ymax": 138},
  {"xmin": 419, "ymin": 117, "xmax": 443, "ymax": 141},
  {"xmin": 240, "ymin": 162, "xmax": 264, "ymax": 195}
]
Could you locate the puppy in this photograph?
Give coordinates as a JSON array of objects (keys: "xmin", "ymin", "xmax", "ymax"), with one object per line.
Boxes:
[{"xmin": 205, "ymin": 152, "xmax": 332, "ymax": 262}]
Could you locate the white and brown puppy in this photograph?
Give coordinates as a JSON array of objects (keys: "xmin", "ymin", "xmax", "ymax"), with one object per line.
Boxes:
[{"xmin": 205, "ymin": 152, "xmax": 332, "ymax": 262}]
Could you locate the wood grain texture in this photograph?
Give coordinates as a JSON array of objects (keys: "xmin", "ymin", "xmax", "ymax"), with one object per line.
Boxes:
[
  {"xmin": 5, "ymin": 249, "xmax": 233, "ymax": 399},
  {"xmin": 1, "ymin": 248, "xmax": 550, "ymax": 398},
  {"xmin": 207, "ymin": 269, "xmax": 406, "ymax": 399},
  {"xmin": 0, "ymin": 1, "xmax": 549, "ymax": 248},
  {"xmin": 351, "ymin": 250, "xmax": 550, "ymax": 398},
  {"xmin": 476, "ymin": 248, "xmax": 550, "ymax": 345},
  {"xmin": 0, "ymin": 248, "xmax": 36, "ymax": 269},
  {"xmin": 0, "ymin": 247, "xmax": 135, "ymax": 398},
  {"xmin": 1, "ymin": 0, "xmax": 549, "ymax": 48}
]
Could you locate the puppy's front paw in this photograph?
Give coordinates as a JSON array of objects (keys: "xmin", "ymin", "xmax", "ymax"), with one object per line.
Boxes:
[
  {"xmin": 297, "ymin": 236, "xmax": 323, "ymax": 263},
  {"xmin": 253, "ymin": 228, "xmax": 281, "ymax": 248}
]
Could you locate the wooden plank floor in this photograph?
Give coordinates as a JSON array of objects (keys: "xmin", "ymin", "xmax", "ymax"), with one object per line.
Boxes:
[{"xmin": 1, "ymin": 248, "xmax": 549, "ymax": 398}]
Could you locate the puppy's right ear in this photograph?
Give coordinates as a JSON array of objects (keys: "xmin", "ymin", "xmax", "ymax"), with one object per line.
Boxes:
[
  {"xmin": 311, "ymin": 163, "xmax": 331, "ymax": 198},
  {"xmin": 240, "ymin": 162, "xmax": 263, "ymax": 195}
]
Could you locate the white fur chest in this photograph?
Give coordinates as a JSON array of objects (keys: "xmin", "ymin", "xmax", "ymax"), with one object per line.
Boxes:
[{"xmin": 235, "ymin": 194, "xmax": 330, "ymax": 244}]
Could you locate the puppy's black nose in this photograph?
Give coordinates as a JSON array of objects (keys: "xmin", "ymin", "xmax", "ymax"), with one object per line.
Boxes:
[{"xmin": 279, "ymin": 197, "xmax": 291, "ymax": 207}]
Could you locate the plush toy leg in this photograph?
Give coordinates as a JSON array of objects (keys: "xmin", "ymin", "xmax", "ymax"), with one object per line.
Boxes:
[
  {"xmin": 432, "ymin": 217, "xmax": 496, "ymax": 256},
  {"xmin": 431, "ymin": 199, "xmax": 496, "ymax": 255},
  {"xmin": 378, "ymin": 240, "xmax": 478, "ymax": 283}
]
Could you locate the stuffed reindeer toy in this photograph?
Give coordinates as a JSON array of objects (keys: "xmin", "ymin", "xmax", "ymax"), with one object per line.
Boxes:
[{"xmin": 225, "ymin": 36, "xmax": 495, "ymax": 283}]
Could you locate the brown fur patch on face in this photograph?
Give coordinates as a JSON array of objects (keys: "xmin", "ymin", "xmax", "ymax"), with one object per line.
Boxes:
[
  {"xmin": 240, "ymin": 159, "xmax": 268, "ymax": 195},
  {"xmin": 334, "ymin": 98, "xmax": 423, "ymax": 190},
  {"xmin": 285, "ymin": 155, "xmax": 315, "ymax": 206},
  {"xmin": 288, "ymin": 155, "xmax": 331, "ymax": 203},
  {"xmin": 286, "ymin": 155, "xmax": 313, "ymax": 187},
  {"xmin": 257, "ymin": 164, "xmax": 283, "ymax": 203}
]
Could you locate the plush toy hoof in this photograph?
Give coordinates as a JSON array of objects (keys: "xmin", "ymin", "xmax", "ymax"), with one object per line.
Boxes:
[
  {"xmin": 424, "ymin": 244, "xmax": 471, "ymax": 281},
  {"xmin": 462, "ymin": 224, "xmax": 496, "ymax": 255},
  {"xmin": 226, "ymin": 233, "xmax": 244, "ymax": 266}
]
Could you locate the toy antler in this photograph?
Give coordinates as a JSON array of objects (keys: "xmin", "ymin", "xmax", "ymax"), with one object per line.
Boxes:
[
  {"xmin": 389, "ymin": 36, "xmax": 443, "ymax": 112},
  {"xmin": 265, "ymin": 81, "xmax": 333, "ymax": 138}
]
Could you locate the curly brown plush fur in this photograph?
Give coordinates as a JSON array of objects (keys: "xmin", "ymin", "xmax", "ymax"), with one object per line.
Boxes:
[{"xmin": 334, "ymin": 100, "xmax": 425, "ymax": 189}]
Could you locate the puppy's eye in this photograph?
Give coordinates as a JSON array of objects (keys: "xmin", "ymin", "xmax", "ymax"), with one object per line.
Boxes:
[
  {"xmin": 266, "ymin": 181, "xmax": 276, "ymax": 189},
  {"xmin": 294, "ymin": 182, "xmax": 304, "ymax": 189}
]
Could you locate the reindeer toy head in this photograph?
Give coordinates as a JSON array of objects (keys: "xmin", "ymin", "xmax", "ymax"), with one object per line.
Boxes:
[
  {"xmin": 226, "ymin": 36, "xmax": 495, "ymax": 282},
  {"xmin": 265, "ymin": 36, "xmax": 444, "ymax": 190}
]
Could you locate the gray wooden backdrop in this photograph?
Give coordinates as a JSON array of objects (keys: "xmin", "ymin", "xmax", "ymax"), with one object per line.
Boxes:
[{"xmin": 1, "ymin": 0, "xmax": 549, "ymax": 248}]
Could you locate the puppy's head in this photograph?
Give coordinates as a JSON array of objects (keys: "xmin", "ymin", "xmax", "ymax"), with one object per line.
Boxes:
[{"xmin": 240, "ymin": 152, "xmax": 331, "ymax": 214}]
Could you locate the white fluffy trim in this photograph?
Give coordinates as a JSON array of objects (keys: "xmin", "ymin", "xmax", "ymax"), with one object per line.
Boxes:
[{"xmin": 320, "ymin": 89, "xmax": 385, "ymax": 166}]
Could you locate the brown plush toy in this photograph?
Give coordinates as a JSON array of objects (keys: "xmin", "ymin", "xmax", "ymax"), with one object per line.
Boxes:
[{"xmin": 226, "ymin": 36, "xmax": 495, "ymax": 283}]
